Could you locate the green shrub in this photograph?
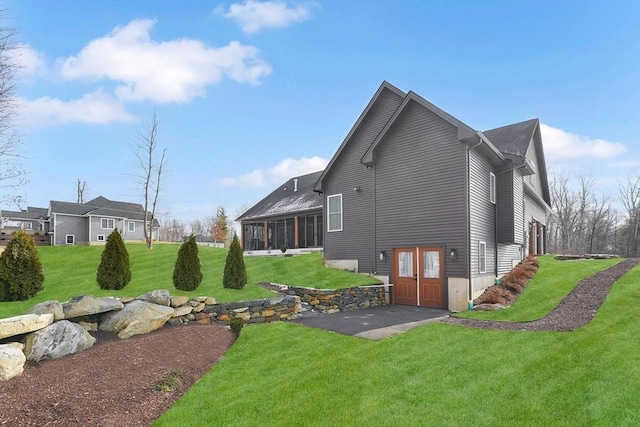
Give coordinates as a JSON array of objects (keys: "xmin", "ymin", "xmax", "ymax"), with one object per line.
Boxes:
[
  {"xmin": 0, "ymin": 230, "xmax": 44, "ymax": 301},
  {"xmin": 173, "ymin": 235, "xmax": 203, "ymax": 291},
  {"xmin": 96, "ymin": 228, "xmax": 131, "ymax": 290},
  {"xmin": 229, "ymin": 316, "xmax": 245, "ymax": 334},
  {"xmin": 223, "ymin": 234, "xmax": 246, "ymax": 289}
]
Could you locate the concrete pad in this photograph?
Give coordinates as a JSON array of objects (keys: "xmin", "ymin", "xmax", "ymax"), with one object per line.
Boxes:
[{"xmin": 293, "ymin": 305, "xmax": 449, "ymax": 340}]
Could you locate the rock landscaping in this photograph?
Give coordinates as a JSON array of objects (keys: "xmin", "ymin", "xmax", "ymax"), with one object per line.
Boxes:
[
  {"xmin": 0, "ymin": 289, "xmax": 301, "ymax": 382},
  {"xmin": 260, "ymin": 282, "xmax": 389, "ymax": 313}
]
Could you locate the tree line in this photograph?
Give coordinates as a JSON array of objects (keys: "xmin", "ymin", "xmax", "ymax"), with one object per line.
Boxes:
[{"xmin": 547, "ymin": 170, "xmax": 639, "ymax": 257}]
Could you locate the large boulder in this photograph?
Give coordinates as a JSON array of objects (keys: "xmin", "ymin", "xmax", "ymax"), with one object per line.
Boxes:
[
  {"xmin": 0, "ymin": 313, "xmax": 54, "ymax": 340},
  {"xmin": 23, "ymin": 320, "xmax": 96, "ymax": 362},
  {"xmin": 137, "ymin": 289, "xmax": 171, "ymax": 306},
  {"xmin": 28, "ymin": 300, "xmax": 65, "ymax": 321},
  {"xmin": 0, "ymin": 344, "xmax": 26, "ymax": 381},
  {"xmin": 62, "ymin": 295, "xmax": 124, "ymax": 319},
  {"xmin": 99, "ymin": 300, "xmax": 174, "ymax": 339}
]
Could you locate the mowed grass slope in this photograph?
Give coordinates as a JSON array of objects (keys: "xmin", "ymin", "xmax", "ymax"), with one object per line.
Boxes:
[
  {"xmin": 0, "ymin": 245, "xmax": 379, "ymax": 318},
  {"xmin": 155, "ymin": 258, "xmax": 640, "ymax": 426}
]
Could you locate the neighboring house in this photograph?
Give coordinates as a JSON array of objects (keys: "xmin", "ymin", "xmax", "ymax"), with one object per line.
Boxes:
[
  {"xmin": 48, "ymin": 196, "xmax": 160, "ymax": 246},
  {"xmin": 313, "ymin": 81, "xmax": 551, "ymax": 311},
  {"xmin": 237, "ymin": 171, "xmax": 324, "ymax": 251},
  {"xmin": 0, "ymin": 207, "xmax": 50, "ymax": 233}
]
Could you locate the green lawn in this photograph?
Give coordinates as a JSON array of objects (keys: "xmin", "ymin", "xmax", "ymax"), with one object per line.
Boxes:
[
  {"xmin": 0, "ymin": 245, "xmax": 378, "ymax": 318},
  {"xmin": 155, "ymin": 257, "xmax": 640, "ymax": 426}
]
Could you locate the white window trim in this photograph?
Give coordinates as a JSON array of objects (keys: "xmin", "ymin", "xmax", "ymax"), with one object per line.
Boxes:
[
  {"xmin": 97, "ymin": 234, "xmax": 105, "ymax": 242},
  {"xmin": 128, "ymin": 222, "xmax": 135, "ymax": 232},
  {"xmin": 479, "ymin": 241, "xmax": 487, "ymax": 273},
  {"xmin": 489, "ymin": 172, "xmax": 496, "ymax": 205},
  {"xmin": 327, "ymin": 193, "xmax": 343, "ymax": 232},
  {"xmin": 101, "ymin": 218, "xmax": 115, "ymax": 229},
  {"xmin": 66, "ymin": 234, "xmax": 75, "ymax": 245}
]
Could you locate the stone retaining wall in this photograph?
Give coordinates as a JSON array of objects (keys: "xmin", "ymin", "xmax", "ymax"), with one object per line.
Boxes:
[
  {"xmin": 0, "ymin": 290, "xmax": 301, "ymax": 381},
  {"xmin": 277, "ymin": 284, "xmax": 390, "ymax": 313}
]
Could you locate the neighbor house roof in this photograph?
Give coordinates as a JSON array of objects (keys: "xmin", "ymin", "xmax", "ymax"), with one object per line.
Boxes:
[
  {"xmin": 0, "ymin": 206, "xmax": 49, "ymax": 220},
  {"xmin": 50, "ymin": 196, "xmax": 160, "ymax": 226},
  {"xmin": 237, "ymin": 171, "xmax": 324, "ymax": 222}
]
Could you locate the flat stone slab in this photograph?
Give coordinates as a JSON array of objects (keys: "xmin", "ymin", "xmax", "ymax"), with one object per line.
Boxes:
[
  {"xmin": 0, "ymin": 313, "xmax": 54, "ymax": 340},
  {"xmin": 62, "ymin": 295, "xmax": 124, "ymax": 319}
]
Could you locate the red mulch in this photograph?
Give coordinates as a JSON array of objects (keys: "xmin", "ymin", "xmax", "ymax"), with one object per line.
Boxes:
[{"xmin": 0, "ymin": 323, "xmax": 236, "ymax": 426}]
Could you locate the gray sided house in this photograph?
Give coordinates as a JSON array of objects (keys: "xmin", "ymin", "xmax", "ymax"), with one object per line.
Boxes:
[
  {"xmin": 49, "ymin": 196, "xmax": 160, "ymax": 246},
  {"xmin": 0, "ymin": 206, "xmax": 50, "ymax": 233},
  {"xmin": 314, "ymin": 81, "xmax": 551, "ymax": 311},
  {"xmin": 237, "ymin": 171, "xmax": 324, "ymax": 251}
]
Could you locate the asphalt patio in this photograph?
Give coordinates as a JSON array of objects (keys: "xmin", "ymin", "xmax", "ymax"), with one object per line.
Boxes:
[{"xmin": 293, "ymin": 305, "xmax": 450, "ymax": 340}]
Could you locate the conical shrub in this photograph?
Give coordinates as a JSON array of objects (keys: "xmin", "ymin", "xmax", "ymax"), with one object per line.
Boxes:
[
  {"xmin": 0, "ymin": 230, "xmax": 44, "ymax": 301},
  {"xmin": 173, "ymin": 235, "xmax": 203, "ymax": 291},
  {"xmin": 96, "ymin": 228, "xmax": 131, "ymax": 290},
  {"xmin": 223, "ymin": 234, "xmax": 246, "ymax": 289}
]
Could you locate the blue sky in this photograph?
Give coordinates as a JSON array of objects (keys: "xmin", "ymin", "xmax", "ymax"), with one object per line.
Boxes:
[{"xmin": 4, "ymin": 0, "xmax": 639, "ymax": 227}]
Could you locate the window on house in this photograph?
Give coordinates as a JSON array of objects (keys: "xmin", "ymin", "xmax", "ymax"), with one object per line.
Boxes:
[
  {"xmin": 97, "ymin": 234, "xmax": 105, "ymax": 242},
  {"xmin": 327, "ymin": 194, "xmax": 343, "ymax": 232},
  {"xmin": 479, "ymin": 241, "xmax": 487, "ymax": 273},
  {"xmin": 101, "ymin": 218, "xmax": 115, "ymax": 229},
  {"xmin": 66, "ymin": 235, "xmax": 75, "ymax": 245},
  {"xmin": 489, "ymin": 172, "xmax": 496, "ymax": 204},
  {"xmin": 128, "ymin": 222, "xmax": 135, "ymax": 232}
]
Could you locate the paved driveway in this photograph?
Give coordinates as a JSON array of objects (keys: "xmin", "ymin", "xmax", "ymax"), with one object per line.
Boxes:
[{"xmin": 292, "ymin": 305, "xmax": 450, "ymax": 340}]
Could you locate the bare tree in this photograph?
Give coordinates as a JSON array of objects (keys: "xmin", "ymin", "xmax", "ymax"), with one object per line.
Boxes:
[
  {"xmin": 618, "ymin": 170, "xmax": 640, "ymax": 256},
  {"xmin": 0, "ymin": 12, "xmax": 26, "ymax": 205},
  {"xmin": 549, "ymin": 173, "xmax": 580, "ymax": 253},
  {"xmin": 76, "ymin": 179, "xmax": 87, "ymax": 204},
  {"xmin": 132, "ymin": 112, "xmax": 166, "ymax": 249},
  {"xmin": 189, "ymin": 219, "xmax": 208, "ymax": 237}
]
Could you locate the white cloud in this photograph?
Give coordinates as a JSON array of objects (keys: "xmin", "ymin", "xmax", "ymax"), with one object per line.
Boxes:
[
  {"xmin": 217, "ymin": 1, "xmax": 318, "ymax": 34},
  {"xmin": 6, "ymin": 44, "xmax": 44, "ymax": 76},
  {"xmin": 18, "ymin": 90, "xmax": 137, "ymax": 128},
  {"xmin": 217, "ymin": 156, "xmax": 327, "ymax": 188},
  {"xmin": 540, "ymin": 123, "xmax": 627, "ymax": 162},
  {"xmin": 60, "ymin": 19, "xmax": 272, "ymax": 103}
]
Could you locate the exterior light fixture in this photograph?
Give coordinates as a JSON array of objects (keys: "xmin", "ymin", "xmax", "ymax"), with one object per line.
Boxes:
[
  {"xmin": 379, "ymin": 250, "xmax": 387, "ymax": 261},
  {"xmin": 449, "ymin": 248, "xmax": 457, "ymax": 261},
  {"xmin": 354, "ymin": 186, "xmax": 361, "ymax": 192}
]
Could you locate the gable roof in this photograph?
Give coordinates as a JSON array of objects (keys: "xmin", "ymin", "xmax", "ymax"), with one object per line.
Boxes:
[
  {"xmin": 314, "ymin": 81, "xmax": 406, "ymax": 193},
  {"xmin": 361, "ymin": 90, "xmax": 481, "ymax": 165},
  {"xmin": 483, "ymin": 118, "xmax": 539, "ymax": 158},
  {"xmin": 237, "ymin": 171, "xmax": 324, "ymax": 222}
]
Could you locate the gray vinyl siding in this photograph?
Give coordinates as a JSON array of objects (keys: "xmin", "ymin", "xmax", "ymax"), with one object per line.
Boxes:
[
  {"xmin": 323, "ymin": 87, "xmax": 404, "ymax": 272},
  {"xmin": 497, "ymin": 243, "xmax": 522, "ymax": 275},
  {"xmin": 374, "ymin": 100, "xmax": 467, "ymax": 278},
  {"xmin": 54, "ymin": 214, "xmax": 87, "ymax": 245},
  {"xmin": 513, "ymin": 172, "xmax": 525, "ymax": 242},
  {"xmin": 496, "ymin": 170, "xmax": 514, "ymax": 243},
  {"xmin": 469, "ymin": 149, "xmax": 496, "ymax": 277},
  {"xmin": 525, "ymin": 194, "xmax": 547, "ymax": 225},
  {"xmin": 89, "ymin": 216, "xmax": 126, "ymax": 242}
]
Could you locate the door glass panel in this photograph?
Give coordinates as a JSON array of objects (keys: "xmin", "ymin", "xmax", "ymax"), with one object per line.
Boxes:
[
  {"xmin": 423, "ymin": 250, "xmax": 440, "ymax": 279},
  {"xmin": 398, "ymin": 251, "xmax": 414, "ymax": 277}
]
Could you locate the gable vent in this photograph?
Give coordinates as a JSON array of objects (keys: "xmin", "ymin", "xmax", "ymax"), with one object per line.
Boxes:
[{"xmin": 294, "ymin": 179, "xmax": 298, "ymax": 192}]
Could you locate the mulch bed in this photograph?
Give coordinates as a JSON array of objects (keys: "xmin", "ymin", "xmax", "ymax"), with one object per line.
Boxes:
[
  {"xmin": 443, "ymin": 258, "xmax": 639, "ymax": 331},
  {"xmin": 0, "ymin": 323, "xmax": 236, "ymax": 427}
]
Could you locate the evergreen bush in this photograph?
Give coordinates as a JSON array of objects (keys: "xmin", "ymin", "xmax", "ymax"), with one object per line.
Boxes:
[
  {"xmin": 223, "ymin": 234, "xmax": 246, "ymax": 289},
  {"xmin": 173, "ymin": 235, "xmax": 203, "ymax": 291},
  {"xmin": 0, "ymin": 230, "xmax": 44, "ymax": 301},
  {"xmin": 229, "ymin": 316, "xmax": 245, "ymax": 334},
  {"xmin": 96, "ymin": 228, "xmax": 131, "ymax": 290}
]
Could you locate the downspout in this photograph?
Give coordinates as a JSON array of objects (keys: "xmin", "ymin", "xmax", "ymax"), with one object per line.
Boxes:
[
  {"xmin": 466, "ymin": 137, "xmax": 483, "ymax": 310},
  {"xmin": 372, "ymin": 164, "xmax": 377, "ymax": 275}
]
